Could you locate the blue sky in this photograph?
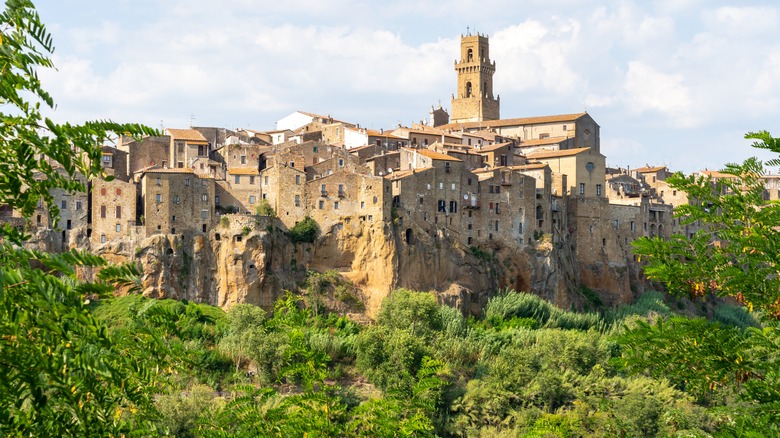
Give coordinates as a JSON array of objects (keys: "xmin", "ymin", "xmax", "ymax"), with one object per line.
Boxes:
[{"xmin": 37, "ymin": 0, "xmax": 780, "ymax": 173}]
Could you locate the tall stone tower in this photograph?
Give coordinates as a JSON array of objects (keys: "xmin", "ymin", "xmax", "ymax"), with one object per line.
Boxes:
[{"xmin": 451, "ymin": 32, "xmax": 500, "ymax": 124}]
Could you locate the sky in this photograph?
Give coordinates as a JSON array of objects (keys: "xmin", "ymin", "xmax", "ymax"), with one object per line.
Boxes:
[{"xmin": 36, "ymin": 0, "xmax": 780, "ymax": 173}]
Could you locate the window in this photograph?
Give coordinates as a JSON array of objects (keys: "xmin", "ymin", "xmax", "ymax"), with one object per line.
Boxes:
[
  {"xmin": 295, "ymin": 195, "xmax": 300, "ymax": 207},
  {"xmin": 451, "ymin": 183, "xmax": 456, "ymax": 191},
  {"xmin": 115, "ymin": 224, "xmax": 121, "ymax": 232},
  {"xmin": 338, "ymin": 159, "xmax": 344, "ymax": 167},
  {"xmin": 177, "ymin": 142, "xmax": 184, "ymax": 153},
  {"xmin": 264, "ymin": 176, "xmax": 268, "ymax": 185},
  {"xmin": 215, "ymin": 195, "xmax": 220, "ymax": 204},
  {"xmin": 495, "ymin": 202, "xmax": 500, "ymax": 214},
  {"xmin": 495, "ymin": 220, "xmax": 499, "ymax": 231},
  {"xmin": 75, "ymin": 201, "xmax": 82, "ymax": 211},
  {"xmin": 319, "ymin": 200, "xmax": 324, "ymax": 209},
  {"xmin": 156, "ymin": 194, "xmax": 162, "ymax": 203},
  {"xmin": 172, "ymin": 215, "xmax": 176, "ymax": 222},
  {"xmin": 201, "ymin": 179, "xmax": 206, "ymax": 187},
  {"xmin": 156, "ymin": 177, "xmax": 161, "ymax": 186},
  {"xmin": 579, "ymin": 183, "xmax": 585, "ymax": 195},
  {"xmin": 184, "ymin": 177, "xmax": 190, "ymax": 186},
  {"xmin": 100, "ymin": 205, "xmax": 106, "ymax": 218},
  {"xmin": 101, "ymin": 234, "xmax": 106, "ymax": 243},
  {"xmin": 173, "ymin": 195, "xmax": 180, "ymax": 204},
  {"xmin": 518, "ymin": 222, "xmax": 523, "ymax": 233},
  {"xmin": 66, "ymin": 220, "xmax": 71, "ymax": 230},
  {"xmin": 630, "ymin": 221, "xmax": 636, "ymax": 231},
  {"xmin": 235, "ymin": 175, "xmax": 240, "ymax": 184},
  {"xmin": 361, "ymin": 201, "xmax": 365, "ymax": 209},
  {"xmin": 295, "ymin": 175, "xmax": 301, "ymax": 185},
  {"xmin": 596, "ymin": 184, "xmax": 602, "ymax": 197},
  {"xmin": 202, "ymin": 210, "xmax": 208, "ymax": 220},
  {"xmin": 439, "ymin": 182, "xmax": 444, "ymax": 190},
  {"xmin": 202, "ymin": 194, "xmax": 208, "ymax": 202},
  {"xmin": 313, "ymin": 146, "xmax": 318, "ymax": 153},
  {"xmin": 249, "ymin": 176, "xmax": 255, "ymax": 185},
  {"xmin": 102, "ymin": 155, "xmax": 111, "ymax": 163},
  {"xmin": 115, "ymin": 188, "xmax": 122, "ymax": 196},
  {"xmin": 334, "ymin": 201, "xmax": 339, "ymax": 210},
  {"xmin": 116, "ymin": 206, "xmax": 121, "ymax": 219},
  {"xmin": 61, "ymin": 200, "xmax": 67, "ymax": 209},
  {"xmin": 449, "ymin": 200, "xmax": 458, "ymax": 213},
  {"xmin": 419, "ymin": 197, "xmax": 424, "ymax": 205},
  {"xmin": 249, "ymin": 196, "xmax": 256, "ymax": 205},
  {"xmin": 438, "ymin": 200, "xmax": 446, "ymax": 212},
  {"xmin": 240, "ymin": 155, "xmax": 246, "ymax": 164},
  {"xmin": 100, "ymin": 187, "xmax": 107, "ymax": 196}
]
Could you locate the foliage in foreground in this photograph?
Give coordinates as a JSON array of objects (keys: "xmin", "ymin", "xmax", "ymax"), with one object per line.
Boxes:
[{"xmin": 0, "ymin": 1, "xmax": 161, "ymax": 435}]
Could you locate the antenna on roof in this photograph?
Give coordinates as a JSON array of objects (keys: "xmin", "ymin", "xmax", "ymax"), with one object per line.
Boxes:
[{"xmin": 189, "ymin": 114, "xmax": 196, "ymax": 128}]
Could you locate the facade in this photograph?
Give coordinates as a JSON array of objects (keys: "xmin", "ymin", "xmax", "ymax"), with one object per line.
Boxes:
[
  {"xmin": 525, "ymin": 147, "xmax": 607, "ymax": 199},
  {"xmin": 139, "ymin": 169, "xmax": 216, "ymax": 236},
  {"xmin": 91, "ymin": 177, "xmax": 137, "ymax": 245}
]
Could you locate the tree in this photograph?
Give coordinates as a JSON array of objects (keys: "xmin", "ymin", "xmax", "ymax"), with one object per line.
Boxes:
[
  {"xmin": 627, "ymin": 132, "xmax": 780, "ymax": 433},
  {"xmin": 0, "ymin": 1, "xmax": 161, "ymax": 434},
  {"xmin": 288, "ymin": 216, "xmax": 319, "ymax": 244},
  {"xmin": 633, "ymin": 134, "xmax": 780, "ymax": 316}
]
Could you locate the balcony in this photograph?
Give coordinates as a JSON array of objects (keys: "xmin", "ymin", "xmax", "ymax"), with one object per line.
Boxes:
[
  {"xmin": 320, "ymin": 190, "xmax": 328, "ymax": 197},
  {"xmin": 338, "ymin": 191, "xmax": 346, "ymax": 198},
  {"xmin": 464, "ymin": 200, "xmax": 481, "ymax": 209}
]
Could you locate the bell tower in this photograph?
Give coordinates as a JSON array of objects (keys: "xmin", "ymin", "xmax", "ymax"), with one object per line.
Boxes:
[{"xmin": 451, "ymin": 32, "xmax": 500, "ymax": 124}]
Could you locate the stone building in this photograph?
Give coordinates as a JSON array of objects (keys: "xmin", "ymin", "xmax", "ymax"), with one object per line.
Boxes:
[
  {"xmin": 259, "ymin": 162, "xmax": 307, "ymax": 229},
  {"xmin": 525, "ymin": 147, "xmax": 607, "ymax": 199},
  {"xmin": 139, "ymin": 168, "xmax": 215, "ymax": 236},
  {"xmin": 117, "ymin": 135, "xmax": 170, "ymax": 175},
  {"xmin": 441, "ymin": 112, "xmax": 600, "ymax": 154},
  {"xmin": 166, "ymin": 128, "xmax": 210, "ymax": 171},
  {"xmin": 306, "ymin": 170, "xmax": 389, "ymax": 231},
  {"xmin": 450, "ymin": 33, "xmax": 500, "ymax": 123},
  {"xmin": 91, "ymin": 177, "xmax": 137, "ymax": 245}
]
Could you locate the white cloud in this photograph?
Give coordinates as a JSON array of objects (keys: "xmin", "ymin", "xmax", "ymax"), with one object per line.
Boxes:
[
  {"xmin": 622, "ymin": 61, "xmax": 692, "ymax": 123},
  {"xmin": 704, "ymin": 6, "xmax": 778, "ymax": 37}
]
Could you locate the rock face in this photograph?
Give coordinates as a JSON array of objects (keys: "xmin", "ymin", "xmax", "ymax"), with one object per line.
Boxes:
[{"xmin": 80, "ymin": 214, "xmax": 645, "ymax": 317}]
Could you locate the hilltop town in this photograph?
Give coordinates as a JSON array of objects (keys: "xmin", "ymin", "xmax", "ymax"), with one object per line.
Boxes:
[{"xmin": 1, "ymin": 32, "xmax": 769, "ymax": 312}]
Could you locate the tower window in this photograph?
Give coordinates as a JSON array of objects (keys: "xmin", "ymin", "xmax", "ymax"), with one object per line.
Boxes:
[
  {"xmin": 467, "ymin": 48, "xmax": 473, "ymax": 62},
  {"xmin": 466, "ymin": 82, "xmax": 472, "ymax": 98}
]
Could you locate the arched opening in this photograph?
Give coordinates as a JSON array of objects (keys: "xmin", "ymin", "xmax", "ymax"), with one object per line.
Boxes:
[
  {"xmin": 214, "ymin": 233, "xmax": 221, "ymax": 241},
  {"xmin": 405, "ymin": 228, "xmax": 413, "ymax": 245},
  {"xmin": 465, "ymin": 82, "xmax": 472, "ymax": 98},
  {"xmin": 650, "ymin": 223, "xmax": 657, "ymax": 237},
  {"xmin": 166, "ymin": 248, "xmax": 173, "ymax": 256},
  {"xmin": 658, "ymin": 224, "xmax": 664, "ymax": 236},
  {"xmin": 467, "ymin": 48, "xmax": 473, "ymax": 62},
  {"xmin": 483, "ymin": 81, "xmax": 488, "ymax": 98}
]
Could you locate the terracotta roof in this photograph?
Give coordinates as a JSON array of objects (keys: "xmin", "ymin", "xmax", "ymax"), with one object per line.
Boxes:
[
  {"xmin": 228, "ymin": 167, "xmax": 260, "ymax": 175},
  {"xmin": 525, "ymin": 147, "xmax": 590, "ymax": 160},
  {"xmin": 440, "ymin": 112, "xmax": 589, "ymax": 130},
  {"xmin": 634, "ymin": 165, "xmax": 666, "ymax": 173},
  {"xmin": 519, "ymin": 136, "xmax": 569, "ymax": 146},
  {"xmin": 348, "ymin": 144, "xmax": 375, "ymax": 152},
  {"xmin": 510, "ymin": 163, "xmax": 548, "ymax": 171},
  {"xmin": 699, "ymin": 170, "xmax": 736, "ymax": 178},
  {"xmin": 166, "ymin": 128, "xmax": 208, "ymax": 144},
  {"xmin": 144, "ymin": 168, "xmax": 195, "ymax": 174},
  {"xmin": 476, "ymin": 142, "xmax": 512, "ymax": 152},
  {"xmin": 388, "ymin": 168, "xmax": 432, "ymax": 180},
  {"xmin": 464, "ymin": 130, "xmax": 499, "ymax": 141},
  {"xmin": 415, "ymin": 149, "xmax": 462, "ymax": 162}
]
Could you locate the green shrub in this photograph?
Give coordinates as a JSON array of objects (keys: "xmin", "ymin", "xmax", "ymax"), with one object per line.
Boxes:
[
  {"xmin": 288, "ymin": 216, "xmax": 319, "ymax": 244},
  {"xmin": 377, "ymin": 289, "xmax": 442, "ymax": 337},
  {"xmin": 255, "ymin": 199, "xmax": 275, "ymax": 216}
]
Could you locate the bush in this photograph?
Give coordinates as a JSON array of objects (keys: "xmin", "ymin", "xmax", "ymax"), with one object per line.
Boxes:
[
  {"xmin": 255, "ymin": 199, "xmax": 275, "ymax": 216},
  {"xmin": 289, "ymin": 216, "xmax": 319, "ymax": 244},
  {"xmin": 377, "ymin": 289, "xmax": 442, "ymax": 337}
]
